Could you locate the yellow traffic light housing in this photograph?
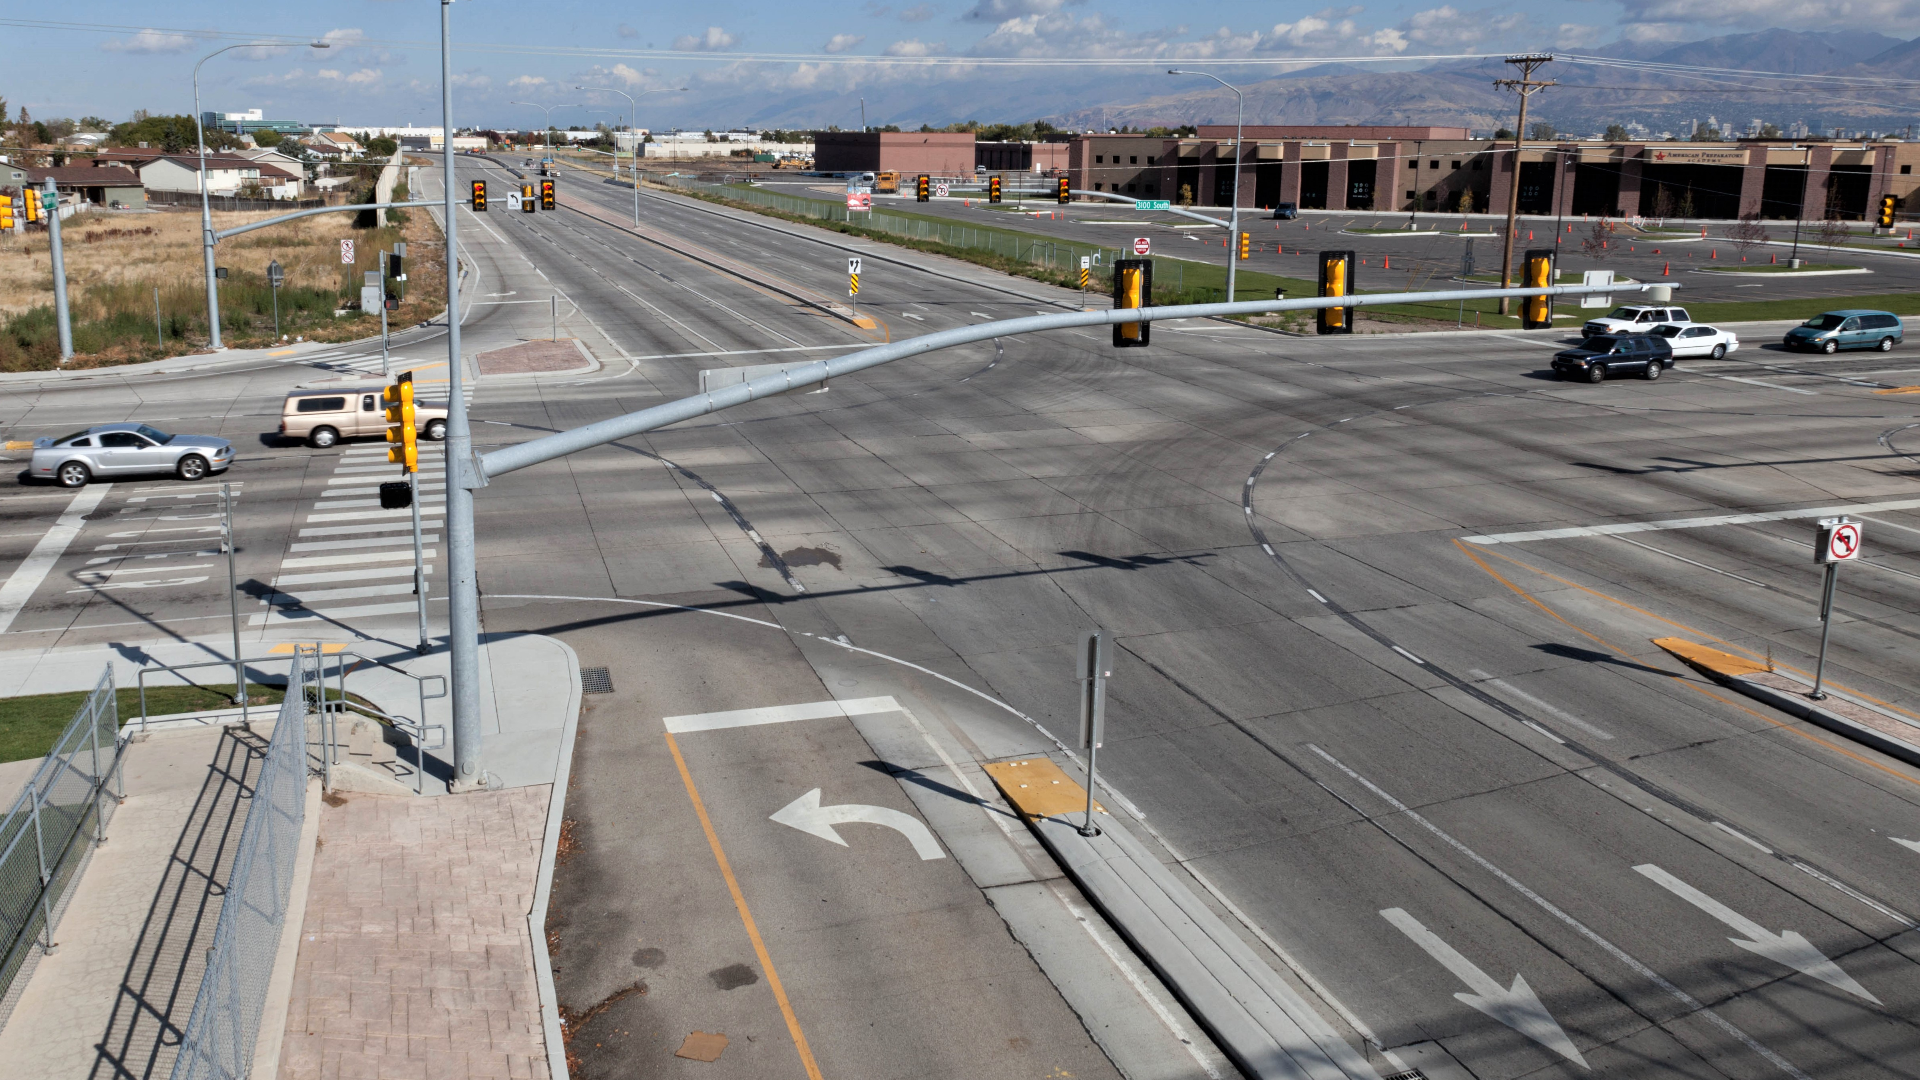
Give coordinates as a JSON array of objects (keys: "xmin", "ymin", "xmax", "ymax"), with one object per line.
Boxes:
[
  {"xmin": 471, "ymin": 180, "xmax": 487, "ymax": 211},
  {"xmin": 989, "ymin": 176, "xmax": 1002, "ymax": 204},
  {"xmin": 385, "ymin": 374, "xmax": 418, "ymax": 472},
  {"xmin": 541, "ymin": 179, "xmax": 556, "ymax": 210},
  {"xmin": 23, "ymin": 189, "xmax": 41, "ymax": 223},
  {"xmin": 1057, "ymin": 177, "xmax": 1070, "ymax": 204},
  {"xmin": 1239, "ymin": 232, "xmax": 1251, "ymax": 260},
  {"xmin": 0, "ymin": 195, "xmax": 12, "ymax": 231},
  {"xmin": 1521, "ymin": 248, "xmax": 1554, "ymax": 330},
  {"xmin": 1879, "ymin": 194, "xmax": 1898, "ymax": 228},
  {"xmin": 916, "ymin": 174, "xmax": 930, "ymax": 202},
  {"xmin": 521, "ymin": 183, "xmax": 536, "ymax": 213},
  {"xmin": 1317, "ymin": 250, "xmax": 1354, "ymax": 335},
  {"xmin": 1111, "ymin": 258, "xmax": 1152, "ymax": 348}
]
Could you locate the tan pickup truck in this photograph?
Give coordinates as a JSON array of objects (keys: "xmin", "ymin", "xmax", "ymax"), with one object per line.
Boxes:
[{"xmin": 280, "ymin": 388, "xmax": 449, "ymax": 448}]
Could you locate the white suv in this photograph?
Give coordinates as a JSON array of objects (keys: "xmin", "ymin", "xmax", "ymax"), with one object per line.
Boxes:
[{"xmin": 1584, "ymin": 305, "xmax": 1691, "ymax": 337}]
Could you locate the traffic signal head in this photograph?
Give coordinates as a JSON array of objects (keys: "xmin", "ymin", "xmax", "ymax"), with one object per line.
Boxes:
[
  {"xmin": 471, "ymin": 180, "xmax": 487, "ymax": 211},
  {"xmin": 1880, "ymin": 194, "xmax": 1898, "ymax": 228},
  {"xmin": 23, "ymin": 189, "xmax": 40, "ymax": 223},
  {"xmin": 1239, "ymin": 232, "xmax": 1250, "ymax": 260},
  {"xmin": 0, "ymin": 195, "xmax": 12, "ymax": 230},
  {"xmin": 989, "ymin": 176, "xmax": 1002, "ymax": 204},
  {"xmin": 1057, "ymin": 177, "xmax": 1070, "ymax": 204},
  {"xmin": 541, "ymin": 179, "xmax": 555, "ymax": 211},
  {"xmin": 1317, "ymin": 250, "xmax": 1354, "ymax": 335},
  {"xmin": 1521, "ymin": 248, "xmax": 1554, "ymax": 329},
  {"xmin": 521, "ymin": 183, "xmax": 536, "ymax": 213},
  {"xmin": 916, "ymin": 174, "xmax": 930, "ymax": 202},
  {"xmin": 1111, "ymin": 258, "xmax": 1153, "ymax": 348},
  {"xmin": 389, "ymin": 249, "xmax": 404, "ymax": 279},
  {"xmin": 385, "ymin": 375, "xmax": 419, "ymax": 471}
]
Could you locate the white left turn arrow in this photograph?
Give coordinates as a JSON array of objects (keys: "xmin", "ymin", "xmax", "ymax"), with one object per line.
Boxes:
[
  {"xmin": 1382, "ymin": 908, "xmax": 1589, "ymax": 1068},
  {"xmin": 771, "ymin": 788, "xmax": 945, "ymax": 860},
  {"xmin": 1893, "ymin": 837, "xmax": 1920, "ymax": 856},
  {"xmin": 1635, "ymin": 863, "xmax": 1880, "ymax": 1004}
]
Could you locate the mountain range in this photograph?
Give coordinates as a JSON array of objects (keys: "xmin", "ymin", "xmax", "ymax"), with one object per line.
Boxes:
[{"xmin": 689, "ymin": 29, "xmax": 1920, "ymax": 137}]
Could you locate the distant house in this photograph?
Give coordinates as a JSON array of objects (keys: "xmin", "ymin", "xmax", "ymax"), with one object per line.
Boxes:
[
  {"xmin": 300, "ymin": 132, "xmax": 363, "ymax": 159},
  {"xmin": 24, "ymin": 164, "xmax": 146, "ymax": 209},
  {"xmin": 236, "ymin": 147, "xmax": 309, "ymax": 190},
  {"xmin": 93, "ymin": 151, "xmax": 303, "ymax": 199}
]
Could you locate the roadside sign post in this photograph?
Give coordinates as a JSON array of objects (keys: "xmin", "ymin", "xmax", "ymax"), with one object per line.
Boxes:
[
  {"xmin": 1811, "ymin": 518, "xmax": 1862, "ymax": 699},
  {"xmin": 221, "ymin": 482, "xmax": 245, "ymax": 723},
  {"xmin": 848, "ymin": 256, "xmax": 861, "ymax": 300},
  {"xmin": 1079, "ymin": 254, "xmax": 1091, "ymax": 304},
  {"xmin": 1132, "ymin": 237, "xmax": 1151, "ymax": 257},
  {"xmin": 1077, "ymin": 629, "xmax": 1112, "ymax": 837},
  {"xmin": 267, "ymin": 259, "xmax": 284, "ymax": 340},
  {"xmin": 378, "ymin": 255, "xmax": 392, "ymax": 376}
]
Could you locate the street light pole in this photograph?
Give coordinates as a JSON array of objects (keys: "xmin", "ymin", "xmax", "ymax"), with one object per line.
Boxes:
[
  {"xmin": 1493, "ymin": 54, "xmax": 1554, "ymax": 316},
  {"xmin": 194, "ymin": 39, "xmax": 328, "ymax": 351},
  {"xmin": 1169, "ymin": 70, "xmax": 1243, "ymax": 303},
  {"xmin": 510, "ymin": 101, "xmax": 582, "ymax": 154},
  {"xmin": 575, "ymin": 85, "xmax": 686, "ymax": 228},
  {"xmin": 444, "ymin": 0, "xmax": 487, "ymax": 788}
]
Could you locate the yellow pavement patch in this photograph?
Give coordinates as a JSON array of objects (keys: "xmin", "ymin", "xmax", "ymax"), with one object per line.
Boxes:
[
  {"xmin": 5, "ymin": 441, "xmax": 33, "ymax": 451},
  {"xmin": 983, "ymin": 757, "xmax": 1102, "ymax": 819},
  {"xmin": 1653, "ymin": 636, "xmax": 1771, "ymax": 678},
  {"xmin": 851, "ymin": 316, "xmax": 878, "ymax": 329},
  {"xmin": 266, "ymin": 642, "xmax": 350, "ymax": 654},
  {"xmin": 269, "ymin": 348, "xmax": 297, "ymax": 356},
  {"xmin": 1872, "ymin": 386, "xmax": 1920, "ymax": 395}
]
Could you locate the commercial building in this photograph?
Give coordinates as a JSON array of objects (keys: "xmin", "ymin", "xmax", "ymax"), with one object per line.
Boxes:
[
  {"xmin": 1063, "ymin": 125, "xmax": 1920, "ymax": 222},
  {"xmin": 813, "ymin": 132, "xmax": 976, "ymax": 176},
  {"xmin": 975, "ymin": 139, "xmax": 1072, "ymax": 174},
  {"xmin": 200, "ymin": 108, "xmax": 326, "ymax": 138}
]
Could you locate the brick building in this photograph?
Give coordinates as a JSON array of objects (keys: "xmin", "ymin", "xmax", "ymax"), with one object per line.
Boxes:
[{"xmin": 813, "ymin": 132, "xmax": 976, "ymax": 175}]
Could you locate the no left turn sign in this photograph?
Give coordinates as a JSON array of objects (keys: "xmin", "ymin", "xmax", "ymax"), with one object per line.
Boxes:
[
  {"xmin": 1132, "ymin": 237, "xmax": 1151, "ymax": 256},
  {"xmin": 340, "ymin": 239, "xmax": 355, "ymax": 265},
  {"xmin": 1817, "ymin": 518, "xmax": 1863, "ymax": 563}
]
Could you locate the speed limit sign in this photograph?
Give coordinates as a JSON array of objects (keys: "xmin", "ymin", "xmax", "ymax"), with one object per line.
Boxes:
[{"xmin": 1816, "ymin": 518, "xmax": 1863, "ymax": 563}]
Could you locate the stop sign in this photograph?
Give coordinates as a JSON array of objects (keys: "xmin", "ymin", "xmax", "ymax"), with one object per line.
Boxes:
[{"xmin": 1132, "ymin": 237, "xmax": 1151, "ymax": 256}]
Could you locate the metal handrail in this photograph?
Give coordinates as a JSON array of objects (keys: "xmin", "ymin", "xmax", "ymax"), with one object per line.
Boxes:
[{"xmin": 321, "ymin": 652, "xmax": 447, "ymax": 796}]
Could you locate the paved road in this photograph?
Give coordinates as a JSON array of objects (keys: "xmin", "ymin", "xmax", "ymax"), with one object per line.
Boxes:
[
  {"xmin": 747, "ymin": 175, "xmax": 1920, "ymax": 305},
  {"xmin": 5, "ymin": 159, "xmax": 1920, "ymax": 1079}
]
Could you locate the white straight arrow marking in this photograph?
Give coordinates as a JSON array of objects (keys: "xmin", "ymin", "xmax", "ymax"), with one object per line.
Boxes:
[
  {"xmin": 1893, "ymin": 838, "xmax": 1920, "ymax": 856},
  {"xmin": 1634, "ymin": 864, "xmax": 1880, "ymax": 1004},
  {"xmin": 1381, "ymin": 908, "xmax": 1588, "ymax": 1068},
  {"xmin": 771, "ymin": 788, "xmax": 945, "ymax": 860}
]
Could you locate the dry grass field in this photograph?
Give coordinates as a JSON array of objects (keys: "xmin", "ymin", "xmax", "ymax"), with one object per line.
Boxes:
[{"xmin": 0, "ymin": 202, "xmax": 445, "ymax": 370}]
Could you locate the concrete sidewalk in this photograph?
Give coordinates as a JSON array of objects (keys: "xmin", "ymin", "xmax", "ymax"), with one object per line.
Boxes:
[{"xmin": 0, "ymin": 632, "xmax": 582, "ymax": 1079}]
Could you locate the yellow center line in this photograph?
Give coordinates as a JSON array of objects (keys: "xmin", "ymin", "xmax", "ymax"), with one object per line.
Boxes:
[
  {"xmin": 664, "ymin": 731, "xmax": 824, "ymax": 1079},
  {"xmin": 1451, "ymin": 539, "xmax": 1920, "ymax": 787}
]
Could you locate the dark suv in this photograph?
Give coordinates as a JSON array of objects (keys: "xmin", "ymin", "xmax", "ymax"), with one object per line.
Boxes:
[{"xmin": 1551, "ymin": 333, "xmax": 1674, "ymax": 383}]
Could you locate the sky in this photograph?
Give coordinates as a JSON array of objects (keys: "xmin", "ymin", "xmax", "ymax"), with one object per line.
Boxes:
[{"xmin": 3, "ymin": 1, "xmax": 1914, "ymax": 131}]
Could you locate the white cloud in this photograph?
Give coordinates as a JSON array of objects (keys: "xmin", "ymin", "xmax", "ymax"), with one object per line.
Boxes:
[
  {"xmin": 101, "ymin": 28, "xmax": 195, "ymax": 54},
  {"xmin": 824, "ymin": 33, "xmax": 867, "ymax": 53},
  {"xmin": 317, "ymin": 68, "xmax": 383, "ymax": 86},
  {"xmin": 618, "ymin": 23, "xmax": 640, "ymax": 38},
  {"xmin": 900, "ymin": 3, "xmax": 936, "ymax": 20},
  {"xmin": 509, "ymin": 75, "xmax": 550, "ymax": 90},
  {"xmin": 963, "ymin": 0, "xmax": 1083, "ymax": 22},
  {"xmin": 322, "ymin": 28, "xmax": 370, "ymax": 47},
  {"xmin": 452, "ymin": 72, "xmax": 493, "ymax": 90},
  {"xmin": 1554, "ymin": 22, "xmax": 1603, "ymax": 47},
  {"xmin": 884, "ymin": 38, "xmax": 944, "ymax": 55},
  {"xmin": 1619, "ymin": 0, "xmax": 1920, "ymax": 30},
  {"xmin": 1397, "ymin": 6, "xmax": 1523, "ymax": 48},
  {"xmin": 673, "ymin": 27, "xmax": 738, "ymax": 51}
]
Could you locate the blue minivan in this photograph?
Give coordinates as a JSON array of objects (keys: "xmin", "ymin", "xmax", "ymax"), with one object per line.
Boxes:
[{"xmin": 1783, "ymin": 310, "xmax": 1905, "ymax": 353}]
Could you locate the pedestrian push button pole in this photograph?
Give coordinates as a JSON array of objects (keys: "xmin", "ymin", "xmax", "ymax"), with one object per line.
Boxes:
[
  {"xmin": 385, "ymin": 371, "xmax": 431, "ymax": 653},
  {"xmin": 1811, "ymin": 517, "xmax": 1863, "ymax": 699},
  {"xmin": 1076, "ymin": 629, "xmax": 1112, "ymax": 837}
]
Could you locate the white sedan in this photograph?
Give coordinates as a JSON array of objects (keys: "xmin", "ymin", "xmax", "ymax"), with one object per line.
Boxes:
[{"xmin": 1650, "ymin": 323, "xmax": 1739, "ymax": 359}]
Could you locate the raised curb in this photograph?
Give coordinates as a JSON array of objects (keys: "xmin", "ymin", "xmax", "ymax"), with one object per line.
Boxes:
[
  {"xmin": 526, "ymin": 637, "xmax": 583, "ymax": 1080},
  {"xmin": 1654, "ymin": 637, "xmax": 1920, "ymax": 768},
  {"xmin": 986, "ymin": 758, "xmax": 1380, "ymax": 1080}
]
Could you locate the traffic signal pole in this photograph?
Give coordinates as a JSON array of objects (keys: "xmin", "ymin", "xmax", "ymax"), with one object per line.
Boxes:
[
  {"xmin": 42, "ymin": 180, "xmax": 73, "ymax": 362},
  {"xmin": 441, "ymin": 0, "xmax": 489, "ymax": 789},
  {"xmin": 1493, "ymin": 55, "xmax": 1554, "ymax": 316}
]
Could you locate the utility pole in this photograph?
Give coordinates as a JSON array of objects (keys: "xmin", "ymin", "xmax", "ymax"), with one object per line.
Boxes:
[{"xmin": 1493, "ymin": 54, "xmax": 1554, "ymax": 316}]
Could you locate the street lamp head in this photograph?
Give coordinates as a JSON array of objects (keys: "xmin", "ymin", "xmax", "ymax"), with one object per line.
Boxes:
[{"xmin": 310, "ymin": 41, "xmax": 330, "ymax": 49}]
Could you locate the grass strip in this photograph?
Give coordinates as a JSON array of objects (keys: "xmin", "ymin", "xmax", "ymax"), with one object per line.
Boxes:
[{"xmin": 0, "ymin": 683, "xmax": 285, "ymax": 763}]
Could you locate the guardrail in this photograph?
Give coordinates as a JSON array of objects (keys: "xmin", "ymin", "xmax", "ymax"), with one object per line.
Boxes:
[{"xmin": 0, "ymin": 666, "xmax": 123, "ymax": 1021}]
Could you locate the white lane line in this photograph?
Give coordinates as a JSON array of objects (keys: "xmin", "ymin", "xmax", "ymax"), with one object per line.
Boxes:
[
  {"xmin": 0, "ymin": 484, "xmax": 110, "ymax": 635},
  {"xmin": 1462, "ymin": 497, "xmax": 1920, "ymax": 545},
  {"xmin": 274, "ymin": 564, "xmax": 432, "ymax": 587},
  {"xmin": 1469, "ymin": 670, "xmax": 1615, "ymax": 740},
  {"xmin": 274, "ymin": 582, "xmax": 419, "ymax": 603},
  {"xmin": 1694, "ymin": 372, "xmax": 1818, "ymax": 395},
  {"xmin": 1713, "ymin": 821, "xmax": 1774, "ymax": 854},
  {"xmin": 249, "ymin": 600, "xmax": 427, "ymax": 626},
  {"xmin": 664, "ymin": 695, "xmax": 902, "ymax": 734},
  {"xmin": 298, "ymin": 522, "xmax": 423, "ymax": 538},
  {"xmin": 1614, "ymin": 535, "xmax": 1772, "ymax": 589},
  {"xmin": 306, "ymin": 506, "xmax": 448, "ymax": 524},
  {"xmin": 1311, "ymin": 745, "xmax": 1813, "ymax": 1080}
]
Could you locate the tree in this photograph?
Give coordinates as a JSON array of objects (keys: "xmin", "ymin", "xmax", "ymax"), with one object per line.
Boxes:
[
  {"xmin": 1529, "ymin": 120, "xmax": 1556, "ymax": 140},
  {"xmin": 110, "ymin": 114, "xmax": 238, "ymax": 153},
  {"xmin": 1759, "ymin": 122, "xmax": 1781, "ymax": 139},
  {"xmin": 1689, "ymin": 124, "xmax": 1722, "ymax": 142},
  {"xmin": 365, "ymin": 135, "xmax": 398, "ymax": 157},
  {"xmin": 1494, "ymin": 127, "xmax": 1513, "ymax": 139},
  {"xmin": 1651, "ymin": 187, "xmax": 1676, "ymax": 221},
  {"xmin": 1604, "ymin": 124, "xmax": 1630, "ymax": 142},
  {"xmin": 1726, "ymin": 213, "xmax": 1770, "ymax": 259},
  {"xmin": 1677, "ymin": 188, "xmax": 1696, "ymax": 218},
  {"xmin": 253, "ymin": 127, "xmax": 284, "ymax": 148},
  {"xmin": 1457, "ymin": 189, "xmax": 1474, "ymax": 215},
  {"xmin": 1817, "ymin": 217, "xmax": 1850, "ymax": 252},
  {"xmin": 1178, "ymin": 183, "xmax": 1193, "ymax": 207},
  {"xmin": 1581, "ymin": 219, "xmax": 1614, "ymax": 258}
]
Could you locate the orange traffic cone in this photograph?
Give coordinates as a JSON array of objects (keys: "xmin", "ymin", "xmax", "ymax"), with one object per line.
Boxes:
[
  {"xmin": 1771, "ymin": 253, "xmax": 1777, "ymax": 264},
  {"xmin": 1385, "ymin": 255, "xmax": 1391, "ymax": 269},
  {"xmin": 1711, "ymin": 249, "xmax": 1717, "ymax": 258},
  {"xmin": 1662, "ymin": 261, "xmax": 1669, "ymax": 275},
  {"xmin": 1528, "ymin": 230, "xmax": 1533, "ymax": 240}
]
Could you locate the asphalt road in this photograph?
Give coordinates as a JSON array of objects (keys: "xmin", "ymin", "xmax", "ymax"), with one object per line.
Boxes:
[
  {"xmin": 4, "ymin": 159, "xmax": 1920, "ymax": 1079},
  {"xmin": 747, "ymin": 175, "xmax": 1920, "ymax": 305}
]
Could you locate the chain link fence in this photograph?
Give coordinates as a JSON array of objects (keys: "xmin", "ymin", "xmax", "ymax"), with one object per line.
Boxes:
[
  {"xmin": 170, "ymin": 647, "xmax": 319, "ymax": 1080},
  {"xmin": 0, "ymin": 666, "xmax": 122, "ymax": 1026}
]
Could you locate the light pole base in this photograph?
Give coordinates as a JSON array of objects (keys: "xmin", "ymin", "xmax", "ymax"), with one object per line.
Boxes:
[{"xmin": 450, "ymin": 772, "xmax": 501, "ymax": 793}]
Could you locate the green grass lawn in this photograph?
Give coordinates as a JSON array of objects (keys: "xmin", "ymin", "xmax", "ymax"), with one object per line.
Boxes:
[{"xmin": 0, "ymin": 683, "xmax": 285, "ymax": 763}]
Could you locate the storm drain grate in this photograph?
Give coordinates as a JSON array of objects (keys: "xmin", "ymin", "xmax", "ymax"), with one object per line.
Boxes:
[
  {"xmin": 1383, "ymin": 1071, "xmax": 1427, "ymax": 1080},
  {"xmin": 580, "ymin": 667, "xmax": 614, "ymax": 694}
]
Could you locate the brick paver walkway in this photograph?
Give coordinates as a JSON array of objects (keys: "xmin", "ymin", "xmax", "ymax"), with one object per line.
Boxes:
[{"xmin": 277, "ymin": 786, "xmax": 552, "ymax": 1080}]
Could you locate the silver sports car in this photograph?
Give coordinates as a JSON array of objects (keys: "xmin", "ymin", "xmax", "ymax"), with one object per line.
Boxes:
[{"xmin": 30, "ymin": 423, "xmax": 235, "ymax": 488}]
